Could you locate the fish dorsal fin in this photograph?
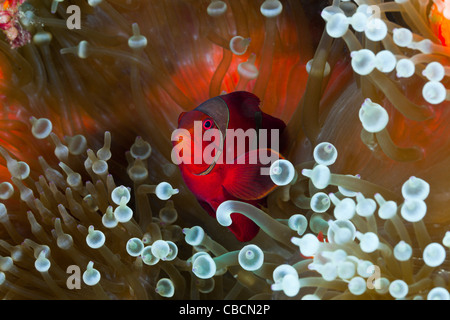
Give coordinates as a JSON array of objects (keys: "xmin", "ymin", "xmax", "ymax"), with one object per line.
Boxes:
[{"xmin": 222, "ymin": 149, "xmax": 283, "ymax": 201}]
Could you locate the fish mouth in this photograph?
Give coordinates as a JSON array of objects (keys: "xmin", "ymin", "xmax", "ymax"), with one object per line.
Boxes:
[{"xmin": 193, "ymin": 136, "xmax": 224, "ymax": 176}]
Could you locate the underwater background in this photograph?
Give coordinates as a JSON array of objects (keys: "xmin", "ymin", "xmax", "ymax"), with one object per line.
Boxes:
[{"xmin": 0, "ymin": 0, "xmax": 449, "ymax": 300}]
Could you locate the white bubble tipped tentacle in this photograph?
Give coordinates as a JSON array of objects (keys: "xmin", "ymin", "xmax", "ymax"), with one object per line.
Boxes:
[
  {"xmin": 321, "ymin": 5, "xmax": 344, "ymax": 23},
  {"xmin": 422, "ymin": 81, "xmax": 447, "ymax": 105},
  {"xmin": 393, "ymin": 241, "xmax": 413, "ymax": 261},
  {"xmin": 375, "ymin": 193, "xmax": 398, "ymax": 220},
  {"xmin": 206, "ymin": 0, "xmax": 227, "ymax": 17},
  {"xmin": 97, "ymin": 131, "xmax": 112, "ymax": 161},
  {"xmin": 359, "ymin": 99, "xmax": 389, "ymax": 133},
  {"xmin": 82, "ymin": 261, "xmax": 101, "ymax": 286},
  {"xmin": 443, "ymin": 232, "xmax": 450, "ymax": 249},
  {"xmin": 348, "ymin": 277, "xmax": 367, "ymax": 296},
  {"xmin": 350, "ymin": 12, "xmax": 367, "ymax": 33},
  {"xmin": 427, "ymin": 287, "xmax": 450, "ymax": 300},
  {"xmin": 238, "ymin": 244, "xmax": 264, "ymax": 271},
  {"xmin": 87, "ymin": 0, "xmax": 102, "ymax": 7},
  {"xmin": 396, "ymin": 58, "xmax": 415, "ymax": 78},
  {"xmin": 310, "ymin": 192, "xmax": 331, "ymax": 213},
  {"xmin": 159, "ymin": 201, "xmax": 178, "ymax": 225},
  {"xmin": 156, "ymin": 278, "xmax": 175, "ymax": 298},
  {"xmin": 128, "ymin": 23, "xmax": 147, "ymax": 50},
  {"xmin": 327, "ymin": 220, "xmax": 356, "ymax": 245},
  {"xmin": 329, "ymin": 193, "xmax": 356, "ymax": 220},
  {"xmin": 155, "ymin": 182, "xmax": 179, "ymax": 200},
  {"xmin": 400, "ymin": 199, "xmax": 427, "ymax": 223},
  {"xmin": 365, "ymin": 18, "xmax": 387, "ymax": 42},
  {"xmin": 183, "ymin": 226, "xmax": 205, "ymax": 247},
  {"xmin": 130, "ymin": 136, "xmax": 152, "ymax": 160},
  {"xmin": 65, "ymin": 134, "xmax": 87, "ymax": 156},
  {"xmin": 389, "ymin": 280, "xmax": 409, "ymax": 299},
  {"xmin": 0, "ymin": 182, "xmax": 14, "ymax": 200},
  {"xmin": 237, "ymin": 53, "xmax": 259, "ymax": 81},
  {"xmin": 288, "ymin": 214, "xmax": 308, "ymax": 235},
  {"xmin": 337, "ymin": 174, "xmax": 360, "ymax": 198},
  {"xmin": 111, "ymin": 185, "xmax": 131, "ymax": 205},
  {"xmin": 126, "ymin": 238, "xmax": 144, "ymax": 257},
  {"xmin": 310, "ymin": 213, "xmax": 330, "ymax": 235},
  {"xmin": 326, "ymin": 13, "xmax": 349, "ymax": 38},
  {"xmin": 291, "ymin": 233, "xmax": 320, "ymax": 257},
  {"xmin": 102, "ymin": 206, "xmax": 118, "ymax": 229},
  {"xmin": 86, "ymin": 226, "xmax": 105, "ymax": 249},
  {"xmin": 423, "ymin": 243, "xmax": 446, "ymax": 267},
  {"xmin": 113, "ymin": 197, "xmax": 133, "ymax": 223},
  {"xmin": 164, "ymin": 241, "xmax": 178, "ymax": 261},
  {"xmin": 141, "ymin": 246, "xmax": 159, "ymax": 266},
  {"xmin": 192, "ymin": 253, "xmax": 216, "ymax": 279},
  {"xmin": 306, "ymin": 59, "xmax": 331, "ymax": 77},
  {"xmin": 313, "ymin": 142, "xmax": 338, "ymax": 166},
  {"xmin": 260, "ymin": 0, "xmax": 283, "ymax": 18},
  {"xmin": 229, "ymin": 36, "xmax": 251, "ymax": 56},
  {"xmin": 401, "ymin": 176, "xmax": 430, "ymax": 201},
  {"xmin": 375, "ymin": 50, "xmax": 397, "ymax": 73},
  {"xmin": 151, "ymin": 240, "xmax": 171, "ymax": 260},
  {"xmin": 355, "ymin": 193, "xmax": 377, "ymax": 217},
  {"xmin": 423, "ymin": 62, "xmax": 445, "ymax": 82},
  {"xmin": 34, "ymin": 251, "xmax": 51, "ymax": 273},
  {"xmin": 311, "ymin": 262, "xmax": 338, "ymax": 282},
  {"xmin": 30, "ymin": 117, "xmax": 52, "ymax": 139},
  {"xmin": 271, "ymin": 264, "xmax": 300, "ymax": 297},
  {"xmin": 337, "ymin": 261, "xmax": 356, "ymax": 280},
  {"xmin": 0, "ymin": 146, "xmax": 30, "ymax": 180},
  {"xmin": 351, "ymin": 49, "xmax": 376, "ymax": 76},
  {"xmin": 393, "ymin": 28, "xmax": 413, "ymax": 47},
  {"xmin": 269, "ymin": 159, "xmax": 296, "ymax": 186},
  {"xmin": 301, "ymin": 165, "xmax": 331, "ymax": 189},
  {"xmin": 355, "ymin": 231, "xmax": 380, "ymax": 253},
  {"xmin": 59, "ymin": 162, "xmax": 82, "ymax": 189}
]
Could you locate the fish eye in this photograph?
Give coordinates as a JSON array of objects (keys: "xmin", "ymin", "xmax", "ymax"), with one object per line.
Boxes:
[{"xmin": 202, "ymin": 119, "xmax": 213, "ymax": 130}]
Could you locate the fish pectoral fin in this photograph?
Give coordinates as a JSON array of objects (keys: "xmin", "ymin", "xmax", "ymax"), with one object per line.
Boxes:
[{"xmin": 222, "ymin": 149, "xmax": 283, "ymax": 201}]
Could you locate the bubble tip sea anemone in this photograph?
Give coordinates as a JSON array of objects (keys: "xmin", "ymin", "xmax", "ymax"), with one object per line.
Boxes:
[{"xmin": 0, "ymin": 0, "xmax": 449, "ymax": 301}]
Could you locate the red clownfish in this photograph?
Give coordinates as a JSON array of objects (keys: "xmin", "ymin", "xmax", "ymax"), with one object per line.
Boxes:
[{"xmin": 172, "ymin": 91, "xmax": 286, "ymax": 242}]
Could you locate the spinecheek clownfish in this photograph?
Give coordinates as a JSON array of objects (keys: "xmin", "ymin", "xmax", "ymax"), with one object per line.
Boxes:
[{"xmin": 173, "ymin": 91, "xmax": 286, "ymax": 242}]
